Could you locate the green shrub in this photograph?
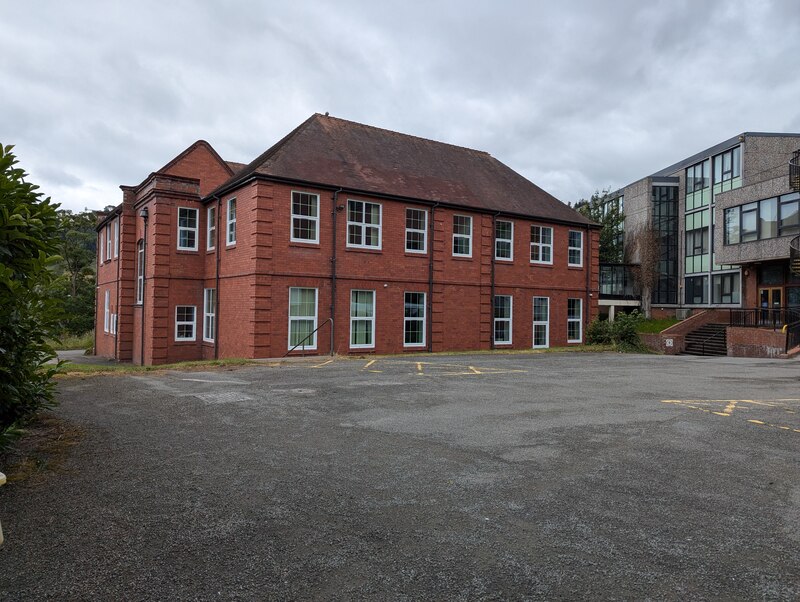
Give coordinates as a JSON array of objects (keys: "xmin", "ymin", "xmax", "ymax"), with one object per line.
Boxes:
[
  {"xmin": 0, "ymin": 144, "xmax": 61, "ymax": 451},
  {"xmin": 587, "ymin": 310, "xmax": 645, "ymax": 351}
]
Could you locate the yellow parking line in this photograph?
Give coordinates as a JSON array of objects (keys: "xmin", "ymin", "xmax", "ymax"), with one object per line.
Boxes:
[
  {"xmin": 363, "ymin": 359, "xmax": 376, "ymax": 370},
  {"xmin": 468, "ymin": 366, "xmax": 481, "ymax": 374},
  {"xmin": 312, "ymin": 359, "xmax": 334, "ymax": 368}
]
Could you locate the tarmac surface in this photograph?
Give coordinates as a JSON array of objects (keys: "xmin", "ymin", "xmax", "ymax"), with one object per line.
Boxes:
[{"xmin": 1, "ymin": 351, "xmax": 799, "ymax": 600}]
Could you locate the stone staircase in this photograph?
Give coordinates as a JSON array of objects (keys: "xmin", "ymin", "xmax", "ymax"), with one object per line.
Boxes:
[{"xmin": 681, "ymin": 323, "xmax": 728, "ymax": 356}]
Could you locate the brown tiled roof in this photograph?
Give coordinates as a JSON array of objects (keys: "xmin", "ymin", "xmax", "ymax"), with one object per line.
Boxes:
[
  {"xmin": 225, "ymin": 161, "xmax": 248, "ymax": 174},
  {"xmin": 210, "ymin": 114, "xmax": 595, "ymax": 226}
]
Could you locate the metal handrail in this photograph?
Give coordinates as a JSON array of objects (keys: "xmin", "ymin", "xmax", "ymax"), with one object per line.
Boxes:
[
  {"xmin": 700, "ymin": 327, "xmax": 725, "ymax": 356},
  {"xmin": 787, "ymin": 319, "xmax": 800, "ymax": 353},
  {"xmin": 283, "ymin": 317, "xmax": 334, "ymax": 358}
]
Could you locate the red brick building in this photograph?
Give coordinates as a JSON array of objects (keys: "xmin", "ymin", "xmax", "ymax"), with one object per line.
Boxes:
[{"xmin": 95, "ymin": 114, "xmax": 599, "ymax": 365}]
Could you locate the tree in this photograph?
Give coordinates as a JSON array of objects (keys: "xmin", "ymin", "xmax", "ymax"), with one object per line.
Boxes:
[
  {"xmin": 0, "ymin": 144, "xmax": 61, "ymax": 450},
  {"xmin": 625, "ymin": 221, "xmax": 660, "ymax": 319},
  {"xmin": 576, "ymin": 189, "xmax": 624, "ymax": 264},
  {"xmin": 52, "ymin": 209, "xmax": 97, "ymax": 334}
]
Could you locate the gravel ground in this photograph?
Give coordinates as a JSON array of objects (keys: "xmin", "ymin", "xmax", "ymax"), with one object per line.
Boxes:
[{"xmin": 1, "ymin": 352, "xmax": 799, "ymax": 600}]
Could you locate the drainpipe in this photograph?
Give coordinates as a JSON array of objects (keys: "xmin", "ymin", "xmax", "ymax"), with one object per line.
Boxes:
[
  {"xmin": 428, "ymin": 202, "xmax": 440, "ymax": 353},
  {"xmin": 585, "ymin": 225, "xmax": 591, "ymax": 333},
  {"xmin": 213, "ymin": 196, "xmax": 221, "ymax": 359},
  {"xmin": 491, "ymin": 212, "xmax": 500, "ymax": 350},
  {"xmin": 139, "ymin": 207, "xmax": 149, "ymax": 366},
  {"xmin": 114, "ymin": 213, "xmax": 121, "ymax": 360},
  {"xmin": 330, "ymin": 188, "xmax": 343, "ymax": 355}
]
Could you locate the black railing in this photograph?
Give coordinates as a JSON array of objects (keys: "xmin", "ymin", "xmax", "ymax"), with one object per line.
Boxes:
[
  {"xmin": 730, "ymin": 307, "xmax": 800, "ymax": 330},
  {"xmin": 790, "ymin": 149, "xmax": 800, "ymax": 191},
  {"xmin": 700, "ymin": 329, "xmax": 725, "ymax": 356},
  {"xmin": 786, "ymin": 320, "xmax": 800, "ymax": 352},
  {"xmin": 599, "ymin": 263, "xmax": 639, "ymax": 299}
]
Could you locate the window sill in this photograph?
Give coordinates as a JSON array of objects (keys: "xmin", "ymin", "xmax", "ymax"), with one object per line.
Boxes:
[
  {"xmin": 530, "ymin": 262, "xmax": 554, "ymax": 268},
  {"xmin": 173, "ymin": 340, "xmax": 198, "ymax": 345},
  {"xmin": 176, "ymin": 249, "xmax": 199, "ymax": 254},
  {"xmin": 404, "ymin": 250, "xmax": 428, "ymax": 257},
  {"xmin": 568, "ymin": 265, "xmax": 584, "ymax": 270},
  {"xmin": 289, "ymin": 241, "xmax": 321, "ymax": 249},
  {"xmin": 451, "ymin": 255, "xmax": 473, "ymax": 261},
  {"xmin": 345, "ymin": 246, "xmax": 382, "ymax": 254}
]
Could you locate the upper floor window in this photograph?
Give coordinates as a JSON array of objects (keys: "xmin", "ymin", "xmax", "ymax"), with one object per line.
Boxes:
[
  {"xmin": 226, "ymin": 198, "xmax": 236, "ymax": 246},
  {"xmin": 724, "ymin": 192, "xmax": 800, "ymax": 245},
  {"xmin": 347, "ymin": 200, "xmax": 381, "ymax": 249},
  {"xmin": 568, "ymin": 230, "xmax": 583, "ymax": 267},
  {"xmin": 291, "ymin": 191, "xmax": 319, "ymax": 243},
  {"xmin": 207, "ymin": 206, "xmax": 216, "ymax": 251},
  {"xmin": 99, "ymin": 230, "xmax": 104, "ymax": 263},
  {"xmin": 685, "ymin": 159, "xmax": 710, "ymax": 193},
  {"xmin": 113, "ymin": 219, "xmax": 119, "ymax": 258},
  {"xmin": 685, "ymin": 227, "xmax": 709, "ymax": 256},
  {"xmin": 495, "ymin": 220, "xmax": 513, "ymax": 261},
  {"xmin": 177, "ymin": 207, "xmax": 198, "ymax": 251},
  {"xmin": 136, "ymin": 240, "xmax": 144, "ymax": 304},
  {"xmin": 106, "ymin": 224, "xmax": 112, "ymax": 260},
  {"xmin": 713, "ymin": 146, "xmax": 741, "ymax": 184},
  {"xmin": 405, "ymin": 208, "xmax": 427, "ymax": 253},
  {"xmin": 530, "ymin": 225, "xmax": 553, "ymax": 264},
  {"xmin": 452, "ymin": 215, "xmax": 472, "ymax": 257}
]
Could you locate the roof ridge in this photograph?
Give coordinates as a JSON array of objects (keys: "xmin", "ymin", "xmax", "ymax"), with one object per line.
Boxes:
[
  {"xmin": 319, "ymin": 113, "xmax": 492, "ymax": 156},
  {"xmin": 156, "ymin": 140, "xmax": 233, "ymax": 177}
]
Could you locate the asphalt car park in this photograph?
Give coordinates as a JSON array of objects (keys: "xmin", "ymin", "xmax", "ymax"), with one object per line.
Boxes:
[{"xmin": 1, "ymin": 352, "xmax": 799, "ymax": 600}]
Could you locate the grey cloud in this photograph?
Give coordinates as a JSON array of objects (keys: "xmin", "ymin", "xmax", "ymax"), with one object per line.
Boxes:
[{"xmin": 2, "ymin": 0, "xmax": 800, "ymax": 212}]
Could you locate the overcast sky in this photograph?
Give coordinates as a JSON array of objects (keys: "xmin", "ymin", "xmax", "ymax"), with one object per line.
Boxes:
[{"xmin": 3, "ymin": 1, "xmax": 800, "ymax": 213}]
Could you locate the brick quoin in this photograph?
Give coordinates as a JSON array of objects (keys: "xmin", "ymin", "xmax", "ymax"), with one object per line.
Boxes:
[{"xmin": 96, "ymin": 116, "xmax": 600, "ymax": 365}]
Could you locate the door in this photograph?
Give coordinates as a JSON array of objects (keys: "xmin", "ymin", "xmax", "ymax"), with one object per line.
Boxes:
[{"xmin": 759, "ymin": 288, "xmax": 782, "ymax": 325}]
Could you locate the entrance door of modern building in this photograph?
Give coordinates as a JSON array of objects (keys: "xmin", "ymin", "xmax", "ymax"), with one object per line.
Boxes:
[{"xmin": 759, "ymin": 287, "xmax": 782, "ymax": 325}]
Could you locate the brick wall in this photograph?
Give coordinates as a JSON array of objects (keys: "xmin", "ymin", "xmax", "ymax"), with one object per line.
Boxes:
[{"xmin": 728, "ymin": 327, "xmax": 786, "ymax": 358}]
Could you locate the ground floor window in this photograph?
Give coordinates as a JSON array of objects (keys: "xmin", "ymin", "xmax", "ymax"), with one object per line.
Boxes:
[
  {"xmin": 533, "ymin": 296, "xmax": 549, "ymax": 348},
  {"xmin": 350, "ymin": 290, "xmax": 375, "ymax": 348},
  {"xmin": 712, "ymin": 273, "xmax": 740, "ymax": 304},
  {"xmin": 567, "ymin": 298, "xmax": 582, "ymax": 343},
  {"xmin": 203, "ymin": 288, "xmax": 216, "ymax": 342},
  {"xmin": 288, "ymin": 287, "xmax": 317, "ymax": 350},
  {"xmin": 103, "ymin": 290, "xmax": 110, "ymax": 333},
  {"xmin": 493, "ymin": 295, "xmax": 512, "ymax": 345},
  {"xmin": 404, "ymin": 292, "xmax": 426, "ymax": 347},
  {"xmin": 685, "ymin": 275, "xmax": 708, "ymax": 305},
  {"xmin": 175, "ymin": 306, "xmax": 196, "ymax": 341}
]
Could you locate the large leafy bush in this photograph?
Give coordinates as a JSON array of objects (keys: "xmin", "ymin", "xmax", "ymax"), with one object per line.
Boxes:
[
  {"xmin": 0, "ymin": 144, "xmax": 61, "ymax": 450},
  {"xmin": 587, "ymin": 310, "xmax": 644, "ymax": 351}
]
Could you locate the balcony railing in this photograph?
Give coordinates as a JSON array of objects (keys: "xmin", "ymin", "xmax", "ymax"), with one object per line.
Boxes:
[
  {"xmin": 599, "ymin": 263, "xmax": 639, "ymax": 299},
  {"xmin": 790, "ymin": 149, "xmax": 800, "ymax": 191}
]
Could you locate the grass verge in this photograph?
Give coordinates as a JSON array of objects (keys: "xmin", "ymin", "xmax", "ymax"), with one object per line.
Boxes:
[
  {"xmin": 55, "ymin": 357, "xmax": 258, "ymax": 377},
  {"xmin": 48, "ymin": 331, "xmax": 94, "ymax": 351},
  {"xmin": 636, "ymin": 318, "xmax": 680, "ymax": 334},
  {"xmin": 0, "ymin": 414, "xmax": 85, "ymax": 485}
]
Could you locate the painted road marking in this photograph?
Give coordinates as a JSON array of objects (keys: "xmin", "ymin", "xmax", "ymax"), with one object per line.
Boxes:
[
  {"xmin": 181, "ymin": 378, "xmax": 247, "ymax": 384},
  {"xmin": 312, "ymin": 359, "xmax": 334, "ymax": 368},
  {"xmin": 662, "ymin": 399, "xmax": 800, "ymax": 435}
]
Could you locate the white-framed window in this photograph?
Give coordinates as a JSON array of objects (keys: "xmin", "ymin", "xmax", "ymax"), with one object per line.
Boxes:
[
  {"xmin": 530, "ymin": 225, "xmax": 553, "ymax": 264},
  {"xmin": 350, "ymin": 290, "xmax": 375, "ymax": 348},
  {"xmin": 203, "ymin": 288, "xmax": 216, "ymax": 342},
  {"xmin": 226, "ymin": 198, "xmax": 237, "ymax": 246},
  {"xmin": 347, "ymin": 199, "xmax": 382, "ymax": 249},
  {"xmin": 177, "ymin": 207, "xmax": 198, "ymax": 251},
  {"xmin": 567, "ymin": 298, "xmax": 582, "ymax": 343},
  {"xmin": 453, "ymin": 215, "xmax": 472, "ymax": 257},
  {"xmin": 99, "ymin": 230, "xmax": 104, "ymax": 263},
  {"xmin": 288, "ymin": 287, "xmax": 317, "ymax": 350},
  {"xmin": 207, "ymin": 206, "xmax": 216, "ymax": 251},
  {"xmin": 136, "ymin": 240, "xmax": 144, "ymax": 304},
  {"xmin": 106, "ymin": 224, "xmax": 112, "ymax": 261},
  {"xmin": 494, "ymin": 295, "xmax": 512, "ymax": 345},
  {"xmin": 495, "ymin": 220, "xmax": 513, "ymax": 261},
  {"xmin": 110, "ymin": 313, "xmax": 117, "ymax": 335},
  {"xmin": 291, "ymin": 191, "xmax": 319, "ymax": 243},
  {"xmin": 405, "ymin": 208, "xmax": 427, "ymax": 253},
  {"xmin": 175, "ymin": 306, "xmax": 196, "ymax": 341},
  {"xmin": 404, "ymin": 292, "xmax": 426, "ymax": 347},
  {"xmin": 103, "ymin": 290, "xmax": 110, "ymax": 333},
  {"xmin": 532, "ymin": 296, "xmax": 549, "ymax": 348},
  {"xmin": 113, "ymin": 219, "xmax": 119, "ymax": 258},
  {"xmin": 568, "ymin": 230, "xmax": 583, "ymax": 267}
]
